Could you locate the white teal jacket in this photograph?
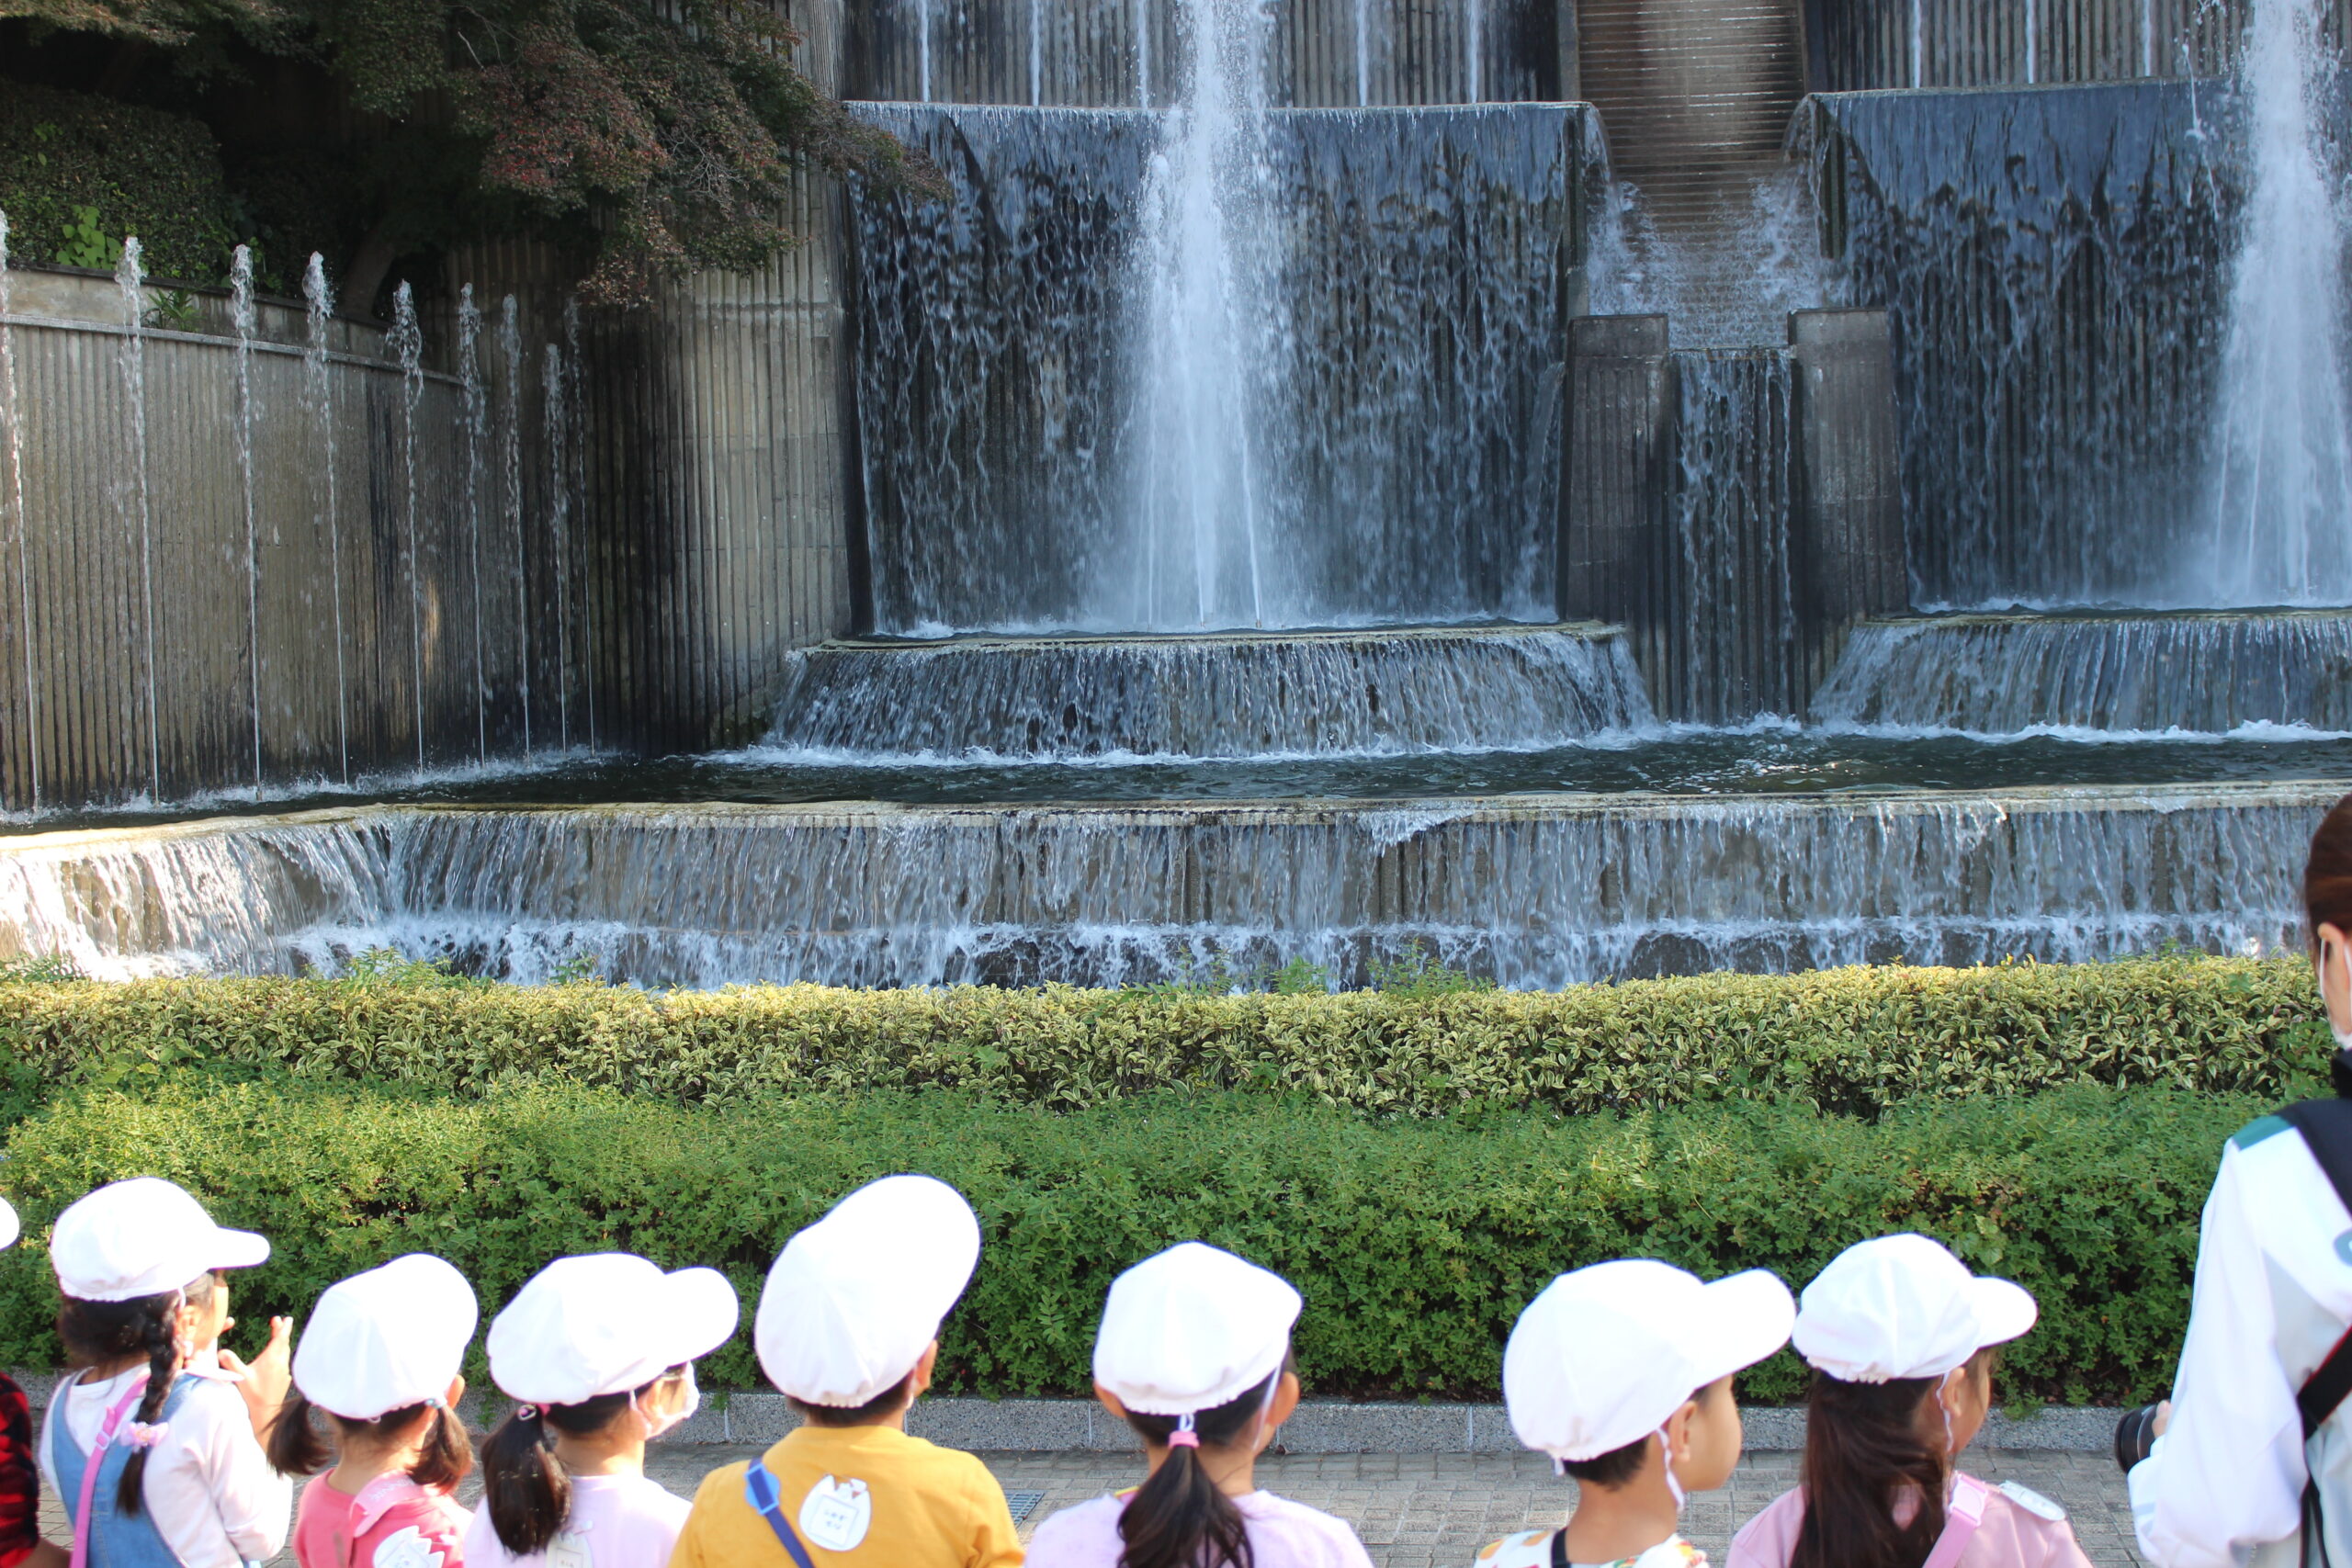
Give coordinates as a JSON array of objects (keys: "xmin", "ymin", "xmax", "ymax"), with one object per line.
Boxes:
[{"xmin": 2132, "ymin": 1111, "xmax": 2352, "ymax": 1567}]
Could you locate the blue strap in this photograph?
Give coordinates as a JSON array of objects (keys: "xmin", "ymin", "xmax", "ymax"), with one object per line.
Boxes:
[{"xmin": 744, "ymin": 1461, "xmax": 818, "ymax": 1568}]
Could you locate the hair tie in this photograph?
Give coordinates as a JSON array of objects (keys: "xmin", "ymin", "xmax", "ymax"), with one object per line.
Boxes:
[
  {"xmin": 1167, "ymin": 1413, "xmax": 1200, "ymax": 1450},
  {"xmin": 515, "ymin": 1404, "xmax": 539, "ymax": 1422},
  {"xmin": 120, "ymin": 1422, "xmax": 169, "ymax": 1450}
]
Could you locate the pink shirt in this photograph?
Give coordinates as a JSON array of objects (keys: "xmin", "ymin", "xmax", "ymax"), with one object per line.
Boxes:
[
  {"xmin": 293, "ymin": 1472, "xmax": 472, "ymax": 1568},
  {"xmin": 1025, "ymin": 1490, "xmax": 1376, "ymax": 1568},
  {"xmin": 459, "ymin": 1473, "xmax": 691, "ymax": 1568},
  {"xmin": 1725, "ymin": 1478, "xmax": 2094, "ymax": 1568}
]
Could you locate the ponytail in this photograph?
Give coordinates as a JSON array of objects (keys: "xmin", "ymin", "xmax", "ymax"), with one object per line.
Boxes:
[
  {"xmin": 482, "ymin": 1392, "xmax": 628, "ymax": 1554},
  {"xmin": 1115, "ymin": 1357, "xmax": 1291, "ymax": 1568},
  {"xmin": 111, "ymin": 1292, "xmax": 181, "ymax": 1517},
  {"xmin": 54, "ymin": 1274, "xmax": 217, "ymax": 1518},
  {"xmin": 264, "ymin": 1390, "xmax": 472, "ymax": 1492},
  {"xmin": 1788, "ymin": 1371, "xmax": 1947, "ymax": 1568}
]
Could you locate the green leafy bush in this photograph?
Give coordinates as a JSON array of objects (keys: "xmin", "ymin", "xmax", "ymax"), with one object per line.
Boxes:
[
  {"xmin": 0, "ymin": 954, "xmax": 2323, "ymax": 1118},
  {"xmin": 0, "ymin": 1074, "xmax": 2257, "ymax": 1404},
  {"xmin": 0, "ymin": 85, "xmax": 237, "ymax": 283}
]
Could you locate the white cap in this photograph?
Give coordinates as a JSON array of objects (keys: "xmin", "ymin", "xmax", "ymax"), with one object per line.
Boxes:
[
  {"xmin": 0, "ymin": 1199, "xmax": 21, "ymax": 1254},
  {"xmin": 754, "ymin": 1174, "xmax": 981, "ymax": 1407},
  {"xmin": 51, "ymin": 1178, "xmax": 269, "ymax": 1302},
  {"xmin": 1792, "ymin": 1233, "xmax": 2038, "ymax": 1383},
  {"xmin": 1092, "ymin": 1242, "xmax": 1302, "ymax": 1416},
  {"xmin": 293, "ymin": 1255, "xmax": 480, "ymax": 1421},
  {"xmin": 1504, "ymin": 1259, "xmax": 1795, "ymax": 1463},
  {"xmin": 488, "ymin": 1254, "xmax": 741, "ymax": 1407}
]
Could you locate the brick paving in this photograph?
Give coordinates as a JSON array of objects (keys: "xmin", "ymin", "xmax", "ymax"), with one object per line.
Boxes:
[{"xmin": 640, "ymin": 1443, "xmax": 2141, "ymax": 1567}]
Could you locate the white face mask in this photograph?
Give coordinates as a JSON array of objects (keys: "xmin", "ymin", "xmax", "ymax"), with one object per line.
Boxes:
[{"xmin": 633, "ymin": 1366, "xmax": 699, "ymax": 1440}]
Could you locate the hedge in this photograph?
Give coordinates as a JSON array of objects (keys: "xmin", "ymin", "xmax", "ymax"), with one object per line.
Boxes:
[
  {"xmin": 0, "ymin": 954, "xmax": 2324, "ymax": 1118},
  {"xmin": 0, "ymin": 1073, "xmax": 2258, "ymax": 1405},
  {"xmin": 0, "ymin": 85, "xmax": 237, "ymax": 284}
]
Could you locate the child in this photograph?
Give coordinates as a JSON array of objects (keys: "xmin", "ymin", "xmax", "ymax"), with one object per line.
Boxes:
[
  {"xmin": 467, "ymin": 1253, "xmax": 740, "ymax": 1568},
  {"xmin": 42, "ymin": 1177, "xmax": 294, "ymax": 1568},
  {"xmin": 1725, "ymin": 1235, "xmax": 2092, "ymax": 1568},
  {"xmin": 1477, "ymin": 1258, "xmax": 1796, "ymax": 1568},
  {"xmin": 667, "ymin": 1174, "xmax": 1022, "ymax": 1568},
  {"xmin": 270, "ymin": 1254, "xmax": 479, "ymax": 1568},
  {"xmin": 1026, "ymin": 1240, "xmax": 1376, "ymax": 1568}
]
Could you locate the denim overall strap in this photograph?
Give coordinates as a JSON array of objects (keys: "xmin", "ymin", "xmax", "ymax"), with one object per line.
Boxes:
[{"xmin": 51, "ymin": 1373, "xmax": 200, "ymax": 1568}]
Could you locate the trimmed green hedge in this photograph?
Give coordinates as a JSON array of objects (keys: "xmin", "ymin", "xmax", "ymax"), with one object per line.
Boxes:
[
  {"xmin": 0, "ymin": 85, "xmax": 237, "ymax": 283},
  {"xmin": 0, "ymin": 1073, "xmax": 2256, "ymax": 1404},
  {"xmin": 0, "ymin": 954, "xmax": 2322, "ymax": 1118}
]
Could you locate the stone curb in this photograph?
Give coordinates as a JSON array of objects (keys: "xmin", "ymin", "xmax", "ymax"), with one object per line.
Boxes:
[{"xmin": 10, "ymin": 1376, "xmax": 2120, "ymax": 1453}]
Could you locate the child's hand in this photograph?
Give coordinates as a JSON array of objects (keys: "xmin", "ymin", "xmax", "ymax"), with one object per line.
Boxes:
[{"xmin": 219, "ymin": 1315, "xmax": 294, "ymax": 1440}]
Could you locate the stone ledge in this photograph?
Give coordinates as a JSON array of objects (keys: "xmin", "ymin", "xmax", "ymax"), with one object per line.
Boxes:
[{"xmin": 11, "ymin": 1377, "xmax": 2122, "ymax": 1453}]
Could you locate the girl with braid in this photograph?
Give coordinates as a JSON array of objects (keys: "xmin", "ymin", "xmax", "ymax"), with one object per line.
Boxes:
[{"xmin": 42, "ymin": 1179, "xmax": 293, "ymax": 1568}]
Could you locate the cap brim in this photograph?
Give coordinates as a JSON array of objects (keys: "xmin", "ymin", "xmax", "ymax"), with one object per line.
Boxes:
[
  {"xmin": 1967, "ymin": 1278, "xmax": 2037, "ymax": 1350},
  {"xmin": 206, "ymin": 1227, "xmax": 271, "ymax": 1271},
  {"xmin": 658, "ymin": 1268, "xmax": 742, "ymax": 1366},
  {"xmin": 1687, "ymin": 1269, "xmax": 1798, "ymax": 1386}
]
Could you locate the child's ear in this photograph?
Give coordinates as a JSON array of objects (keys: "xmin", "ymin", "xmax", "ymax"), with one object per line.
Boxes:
[
  {"xmin": 1664, "ymin": 1394, "xmax": 1702, "ymax": 1459},
  {"xmin": 443, "ymin": 1373, "xmax": 465, "ymax": 1410},
  {"xmin": 1091, "ymin": 1382, "xmax": 1127, "ymax": 1420},
  {"xmin": 1267, "ymin": 1371, "xmax": 1301, "ymax": 1430}
]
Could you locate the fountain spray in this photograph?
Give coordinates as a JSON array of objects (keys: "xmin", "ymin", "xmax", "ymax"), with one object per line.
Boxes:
[
  {"xmin": 390, "ymin": 281, "xmax": 426, "ymax": 768},
  {"xmin": 302, "ymin": 254, "xmax": 351, "ymax": 783},
  {"xmin": 230, "ymin": 246, "xmax": 263, "ymax": 796},
  {"xmin": 116, "ymin": 238, "xmax": 160, "ymax": 797},
  {"xmin": 0, "ymin": 214, "xmax": 36, "ymax": 808}
]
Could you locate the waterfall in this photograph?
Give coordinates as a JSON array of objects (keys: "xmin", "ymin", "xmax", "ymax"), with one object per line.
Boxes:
[
  {"xmin": 542, "ymin": 343, "xmax": 571, "ymax": 749},
  {"xmin": 1814, "ymin": 612, "xmax": 2352, "ymax": 735},
  {"xmin": 1030, "ymin": 0, "xmax": 1045, "ymax": 103},
  {"xmin": 562, "ymin": 298, "xmax": 594, "ymax": 750},
  {"xmin": 0, "ymin": 215, "xmax": 36, "ymax": 810},
  {"xmin": 300, "ymin": 255, "xmax": 350, "ymax": 784},
  {"xmin": 0, "ymin": 785, "xmax": 2324, "ymax": 987},
  {"xmin": 115, "ymin": 239, "xmax": 159, "ymax": 796},
  {"xmin": 919, "ymin": 0, "xmax": 934, "ymax": 101},
  {"xmin": 457, "ymin": 288, "xmax": 489, "ymax": 761},
  {"xmin": 1135, "ymin": 0, "xmax": 1278, "ymax": 628},
  {"xmin": 1464, "ymin": 0, "xmax": 1482, "ymax": 101},
  {"xmin": 390, "ymin": 282, "xmax": 426, "ymax": 768},
  {"xmin": 2198, "ymin": 0, "xmax": 2352, "ymax": 606},
  {"xmin": 229, "ymin": 247, "xmax": 263, "ymax": 797},
  {"xmin": 500, "ymin": 298, "xmax": 532, "ymax": 753},
  {"xmin": 759, "ymin": 627, "xmax": 1657, "ymax": 760}
]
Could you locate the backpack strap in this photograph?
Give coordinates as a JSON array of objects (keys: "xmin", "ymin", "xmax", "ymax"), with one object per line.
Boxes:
[
  {"xmin": 1919, "ymin": 1475, "xmax": 1992, "ymax": 1568},
  {"xmin": 2277, "ymin": 1099, "xmax": 2352, "ymax": 1438},
  {"xmin": 744, "ymin": 1460, "xmax": 818, "ymax": 1568},
  {"xmin": 1548, "ymin": 1527, "xmax": 1568, "ymax": 1568}
]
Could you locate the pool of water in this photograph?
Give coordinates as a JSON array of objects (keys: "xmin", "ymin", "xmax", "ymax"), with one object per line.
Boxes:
[{"xmin": 22, "ymin": 723, "xmax": 2352, "ymax": 835}]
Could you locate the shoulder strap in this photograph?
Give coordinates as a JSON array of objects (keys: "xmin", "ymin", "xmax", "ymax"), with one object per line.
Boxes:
[
  {"xmin": 1918, "ymin": 1476, "xmax": 1991, "ymax": 1568},
  {"xmin": 1549, "ymin": 1528, "xmax": 1568, "ymax": 1568},
  {"xmin": 744, "ymin": 1461, "xmax": 819, "ymax": 1568},
  {"xmin": 2278, "ymin": 1100, "xmax": 2352, "ymax": 1438}
]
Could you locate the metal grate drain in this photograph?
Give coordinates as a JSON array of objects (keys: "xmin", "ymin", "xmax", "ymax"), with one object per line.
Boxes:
[{"xmin": 1005, "ymin": 1490, "xmax": 1047, "ymax": 1523}]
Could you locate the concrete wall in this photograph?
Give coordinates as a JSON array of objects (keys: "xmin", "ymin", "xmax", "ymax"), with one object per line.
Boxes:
[{"xmin": 1804, "ymin": 0, "xmax": 2349, "ymax": 87}]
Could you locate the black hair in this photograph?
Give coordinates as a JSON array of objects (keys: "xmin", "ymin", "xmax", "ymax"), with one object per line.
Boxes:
[
  {"xmin": 1114, "ymin": 1351, "xmax": 1294, "ymax": 1568},
  {"xmin": 482, "ymin": 1371, "xmax": 682, "ymax": 1556},
  {"xmin": 1789, "ymin": 1351, "xmax": 1994, "ymax": 1568},
  {"xmin": 266, "ymin": 1387, "xmax": 472, "ymax": 1491},
  {"xmin": 790, "ymin": 1370, "xmax": 917, "ymax": 1428},
  {"xmin": 1560, "ymin": 1380, "xmax": 1709, "ymax": 1489},
  {"xmin": 56, "ymin": 1271, "xmax": 219, "ymax": 1517}
]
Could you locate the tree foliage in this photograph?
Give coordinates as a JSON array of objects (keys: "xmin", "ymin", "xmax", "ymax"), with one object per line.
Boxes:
[{"xmin": 0, "ymin": 0, "xmax": 941, "ymax": 302}]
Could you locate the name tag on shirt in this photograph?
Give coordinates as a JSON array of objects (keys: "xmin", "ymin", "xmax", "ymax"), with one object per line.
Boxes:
[{"xmin": 799, "ymin": 1476, "xmax": 873, "ymax": 1552}]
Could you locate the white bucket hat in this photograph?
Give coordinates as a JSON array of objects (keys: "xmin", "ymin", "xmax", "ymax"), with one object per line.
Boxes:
[
  {"xmin": 51, "ymin": 1178, "xmax": 268, "ymax": 1302},
  {"xmin": 489, "ymin": 1254, "xmax": 740, "ymax": 1407},
  {"xmin": 754, "ymin": 1174, "xmax": 981, "ymax": 1407},
  {"xmin": 1793, "ymin": 1233, "xmax": 2038, "ymax": 1383},
  {"xmin": 1093, "ymin": 1242, "xmax": 1301, "ymax": 1417},
  {"xmin": 293, "ymin": 1255, "xmax": 480, "ymax": 1421},
  {"xmin": 1504, "ymin": 1259, "xmax": 1795, "ymax": 1464}
]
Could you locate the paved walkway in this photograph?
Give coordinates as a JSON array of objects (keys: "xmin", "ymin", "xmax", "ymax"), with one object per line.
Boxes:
[{"xmin": 645, "ymin": 1445, "xmax": 2141, "ymax": 1566}]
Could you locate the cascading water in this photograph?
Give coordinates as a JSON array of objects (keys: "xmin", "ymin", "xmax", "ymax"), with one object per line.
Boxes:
[
  {"xmin": 542, "ymin": 344, "xmax": 572, "ymax": 749},
  {"xmin": 2199, "ymin": 0, "xmax": 2352, "ymax": 606},
  {"xmin": 229, "ymin": 246, "xmax": 263, "ymax": 796},
  {"xmin": 500, "ymin": 298, "xmax": 532, "ymax": 753},
  {"xmin": 390, "ymin": 282, "xmax": 426, "ymax": 768},
  {"xmin": 114, "ymin": 239, "xmax": 159, "ymax": 796},
  {"xmin": 562, "ymin": 298, "xmax": 594, "ymax": 750},
  {"xmin": 0, "ymin": 215, "xmax": 35, "ymax": 809},
  {"xmin": 1134, "ymin": 0, "xmax": 1280, "ymax": 628},
  {"xmin": 300, "ymin": 254, "xmax": 351, "ymax": 784}
]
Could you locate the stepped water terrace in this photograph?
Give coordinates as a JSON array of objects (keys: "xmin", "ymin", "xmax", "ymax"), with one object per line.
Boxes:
[{"xmin": 6, "ymin": 0, "xmax": 2352, "ymax": 987}]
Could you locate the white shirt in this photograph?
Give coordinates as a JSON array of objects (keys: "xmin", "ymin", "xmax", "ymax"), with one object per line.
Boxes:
[
  {"xmin": 1025, "ymin": 1490, "xmax": 1375, "ymax": 1568},
  {"xmin": 459, "ymin": 1474, "xmax": 691, "ymax": 1568},
  {"xmin": 2131, "ymin": 1113, "xmax": 2352, "ymax": 1567},
  {"xmin": 37, "ymin": 1364, "xmax": 293, "ymax": 1568}
]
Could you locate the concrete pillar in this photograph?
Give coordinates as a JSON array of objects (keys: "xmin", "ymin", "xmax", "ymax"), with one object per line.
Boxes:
[
  {"xmin": 1789, "ymin": 307, "xmax": 1906, "ymax": 629},
  {"xmin": 1560, "ymin": 314, "xmax": 1671, "ymax": 626}
]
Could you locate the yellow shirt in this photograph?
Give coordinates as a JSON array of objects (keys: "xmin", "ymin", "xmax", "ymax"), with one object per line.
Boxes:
[{"xmin": 667, "ymin": 1423, "xmax": 1023, "ymax": 1568}]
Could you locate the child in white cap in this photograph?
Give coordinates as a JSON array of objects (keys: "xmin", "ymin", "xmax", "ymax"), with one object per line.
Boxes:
[
  {"xmin": 667, "ymin": 1174, "xmax": 1022, "ymax": 1568},
  {"xmin": 1026, "ymin": 1240, "xmax": 1374, "ymax": 1568},
  {"xmin": 270, "ymin": 1255, "xmax": 479, "ymax": 1568},
  {"xmin": 1724, "ymin": 1234, "xmax": 2092, "ymax": 1568},
  {"xmin": 43, "ymin": 1178, "xmax": 293, "ymax": 1568},
  {"xmin": 467, "ymin": 1254, "xmax": 740, "ymax": 1568},
  {"xmin": 1477, "ymin": 1259, "xmax": 1796, "ymax": 1568}
]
